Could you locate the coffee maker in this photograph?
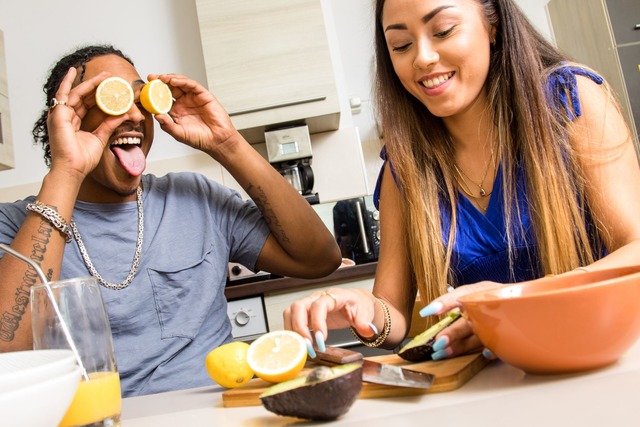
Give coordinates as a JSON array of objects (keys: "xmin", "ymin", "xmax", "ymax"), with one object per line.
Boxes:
[{"xmin": 265, "ymin": 125, "xmax": 319, "ymax": 204}]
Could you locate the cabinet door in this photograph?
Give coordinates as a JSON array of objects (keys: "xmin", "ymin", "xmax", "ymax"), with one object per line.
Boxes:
[
  {"xmin": 263, "ymin": 277, "xmax": 374, "ymax": 331},
  {"xmin": 195, "ymin": 0, "xmax": 340, "ymax": 143},
  {"xmin": 605, "ymin": 0, "xmax": 640, "ymax": 45},
  {"xmin": 617, "ymin": 44, "xmax": 640, "ymax": 142}
]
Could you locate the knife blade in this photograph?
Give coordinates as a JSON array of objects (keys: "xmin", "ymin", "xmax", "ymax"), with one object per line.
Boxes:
[
  {"xmin": 312, "ymin": 346, "xmax": 435, "ymax": 389},
  {"xmin": 362, "ymin": 359, "xmax": 434, "ymax": 389}
]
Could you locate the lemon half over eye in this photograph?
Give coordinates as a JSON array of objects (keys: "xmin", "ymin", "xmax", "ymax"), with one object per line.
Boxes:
[
  {"xmin": 95, "ymin": 77, "xmax": 134, "ymax": 116},
  {"xmin": 140, "ymin": 79, "xmax": 173, "ymax": 115}
]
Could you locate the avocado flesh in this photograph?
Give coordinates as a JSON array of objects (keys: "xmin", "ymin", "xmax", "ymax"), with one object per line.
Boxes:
[
  {"xmin": 260, "ymin": 363, "xmax": 363, "ymax": 421},
  {"xmin": 398, "ymin": 311, "xmax": 462, "ymax": 362}
]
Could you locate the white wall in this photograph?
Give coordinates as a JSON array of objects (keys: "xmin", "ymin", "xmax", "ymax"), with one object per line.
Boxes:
[
  {"xmin": 0, "ymin": 0, "xmax": 552, "ymax": 201},
  {"xmin": 0, "ymin": 0, "xmax": 210, "ymax": 200}
]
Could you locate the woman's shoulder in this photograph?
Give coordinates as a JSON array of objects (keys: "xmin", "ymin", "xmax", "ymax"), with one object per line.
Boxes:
[{"xmin": 545, "ymin": 62, "xmax": 605, "ymax": 120}]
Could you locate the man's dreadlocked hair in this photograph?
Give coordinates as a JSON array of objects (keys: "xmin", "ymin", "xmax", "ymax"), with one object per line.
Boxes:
[{"xmin": 32, "ymin": 45, "xmax": 134, "ymax": 166}]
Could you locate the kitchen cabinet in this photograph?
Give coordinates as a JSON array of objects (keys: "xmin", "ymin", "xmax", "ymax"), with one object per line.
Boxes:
[
  {"xmin": 194, "ymin": 0, "xmax": 340, "ymax": 144},
  {"xmin": 263, "ymin": 276, "xmax": 374, "ymax": 332},
  {"xmin": 547, "ymin": 0, "xmax": 640, "ymax": 148},
  {"xmin": 264, "ymin": 275, "xmax": 381, "ymax": 353},
  {"xmin": 0, "ymin": 29, "xmax": 14, "ymax": 171}
]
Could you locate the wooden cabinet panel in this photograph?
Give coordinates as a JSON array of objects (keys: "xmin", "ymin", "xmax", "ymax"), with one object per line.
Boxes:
[
  {"xmin": 547, "ymin": 0, "xmax": 640, "ymax": 147},
  {"xmin": 195, "ymin": 0, "xmax": 340, "ymax": 143}
]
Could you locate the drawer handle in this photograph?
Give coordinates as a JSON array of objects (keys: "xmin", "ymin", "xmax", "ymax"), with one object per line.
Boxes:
[
  {"xmin": 635, "ymin": 24, "xmax": 640, "ymax": 30},
  {"xmin": 228, "ymin": 96, "xmax": 327, "ymax": 116}
]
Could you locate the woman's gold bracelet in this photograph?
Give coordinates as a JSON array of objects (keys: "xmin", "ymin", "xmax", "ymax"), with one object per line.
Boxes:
[{"xmin": 350, "ymin": 298, "xmax": 391, "ymax": 348}]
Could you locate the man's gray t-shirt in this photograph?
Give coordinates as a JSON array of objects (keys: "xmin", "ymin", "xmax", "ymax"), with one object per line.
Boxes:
[{"xmin": 0, "ymin": 172, "xmax": 270, "ymax": 396}]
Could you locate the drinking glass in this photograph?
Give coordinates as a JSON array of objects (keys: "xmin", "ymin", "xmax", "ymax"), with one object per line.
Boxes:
[{"xmin": 31, "ymin": 277, "xmax": 121, "ymax": 427}]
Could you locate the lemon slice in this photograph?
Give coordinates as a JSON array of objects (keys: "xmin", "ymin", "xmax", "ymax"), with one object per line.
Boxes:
[
  {"xmin": 140, "ymin": 79, "xmax": 173, "ymax": 114},
  {"xmin": 247, "ymin": 330, "xmax": 307, "ymax": 383},
  {"xmin": 205, "ymin": 341, "xmax": 254, "ymax": 389},
  {"xmin": 95, "ymin": 77, "xmax": 134, "ymax": 116}
]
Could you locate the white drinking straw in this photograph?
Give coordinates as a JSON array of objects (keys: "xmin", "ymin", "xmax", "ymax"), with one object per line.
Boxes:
[{"xmin": 0, "ymin": 243, "xmax": 89, "ymax": 381}]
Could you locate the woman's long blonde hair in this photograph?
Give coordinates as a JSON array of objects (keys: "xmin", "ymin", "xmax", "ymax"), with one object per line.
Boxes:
[{"xmin": 373, "ymin": 0, "xmax": 610, "ymax": 304}]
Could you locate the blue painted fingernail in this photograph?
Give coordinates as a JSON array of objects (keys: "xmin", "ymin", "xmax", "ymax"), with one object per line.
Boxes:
[
  {"xmin": 305, "ymin": 338, "xmax": 317, "ymax": 359},
  {"xmin": 432, "ymin": 336, "xmax": 449, "ymax": 352},
  {"xmin": 315, "ymin": 330, "xmax": 326, "ymax": 352},
  {"xmin": 482, "ymin": 348, "xmax": 495, "ymax": 359},
  {"xmin": 431, "ymin": 348, "xmax": 451, "ymax": 361},
  {"xmin": 419, "ymin": 301, "xmax": 444, "ymax": 317},
  {"xmin": 367, "ymin": 322, "xmax": 379, "ymax": 335}
]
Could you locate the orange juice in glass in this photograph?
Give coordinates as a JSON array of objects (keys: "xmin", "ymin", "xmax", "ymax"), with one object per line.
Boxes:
[
  {"xmin": 31, "ymin": 277, "xmax": 122, "ymax": 427},
  {"xmin": 59, "ymin": 371, "xmax": 122, "ymax": 426}
]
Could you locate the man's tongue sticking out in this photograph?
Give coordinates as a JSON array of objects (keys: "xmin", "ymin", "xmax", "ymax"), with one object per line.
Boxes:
[{"xmin": 111, "ymin": 144, "xmax": 146, "ymax": 176}]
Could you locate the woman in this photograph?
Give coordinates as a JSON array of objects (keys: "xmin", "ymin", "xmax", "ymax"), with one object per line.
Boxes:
[{"xmin": 285, "ymin": 0, "xmax": 640, "ymax": 360}]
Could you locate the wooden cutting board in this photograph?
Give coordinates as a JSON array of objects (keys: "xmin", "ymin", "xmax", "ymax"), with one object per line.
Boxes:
[{"xmin": 222, "ymin": 352, "xmax": 489, "ymax": 407}]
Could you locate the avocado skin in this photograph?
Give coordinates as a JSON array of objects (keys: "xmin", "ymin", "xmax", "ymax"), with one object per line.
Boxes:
[
  {"xmin": 260, "ymin": 364, "xmax": 363, "ymax": 421},
  {"xmin": 398, "ymin": 337, "xmax": 438, "ymax": 362},
  {"xmin": 398, "ymin": 311, "xmax": 462, "ymax": 362}
]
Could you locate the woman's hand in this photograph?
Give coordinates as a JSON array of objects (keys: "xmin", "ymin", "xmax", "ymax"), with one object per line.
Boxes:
[
  {"xmin": 284, "ymin": 288, "xmax": 379, "ymax": 357},
  {"xmin": 419, "ymin": 281, "xmax": 502, "ymax": 360},
  {"xmin": 148, "ymin": 73, "xmax": 241, "ymax": 159}
]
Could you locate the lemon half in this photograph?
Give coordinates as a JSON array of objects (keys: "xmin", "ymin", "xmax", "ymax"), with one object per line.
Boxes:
[
  {"xmin": 247, "ymin": 330, "xmax": 307, "ymax": 383},
  {"xmin": 140, "ymin": 79, "xmax": 173, "ymax": 115},
  {"xmin": 95, "ymin": 77, "xmax": 134, "ymax": 116}
]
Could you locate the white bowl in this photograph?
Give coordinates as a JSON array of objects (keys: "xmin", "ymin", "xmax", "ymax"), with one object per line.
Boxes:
[
  {"xmin": 0, "ymin": 349, "xmax": 77, "ymax": 390},
  {"xmin": 0, "ymin": 365, "xmax": 80, "ymax": 427}
]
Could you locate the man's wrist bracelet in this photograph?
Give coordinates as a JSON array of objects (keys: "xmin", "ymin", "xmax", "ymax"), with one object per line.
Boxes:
[
  {"xmin": 350, "ymin": 298, "xmax": 391, "ymax": 348},
  {"xmin": 26, "ymin": 201, "xmax": 72, "ymax": 243}
]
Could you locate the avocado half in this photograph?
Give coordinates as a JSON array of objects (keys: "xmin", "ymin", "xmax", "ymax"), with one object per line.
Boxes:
[
  {"xmin": 398, "ymin": 311, "xmax": 462, "ymax": 361},
  {"xmin": 259, "ymin": 363, "xmax": 363, "ymax": 421}
]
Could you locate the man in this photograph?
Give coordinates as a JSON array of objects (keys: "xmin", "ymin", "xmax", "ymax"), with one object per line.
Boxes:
[{"xmin": 0, "ymin": 45, "xmax": 341, "ymax": 396}]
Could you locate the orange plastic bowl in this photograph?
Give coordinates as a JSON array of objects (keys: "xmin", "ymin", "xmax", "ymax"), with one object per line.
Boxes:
[{"xmin": 458, "ymin": 266, "xmax": 640, "ymax": 374}]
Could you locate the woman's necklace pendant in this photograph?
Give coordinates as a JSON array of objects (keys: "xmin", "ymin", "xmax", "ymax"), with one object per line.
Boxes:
[{"xmin": 479, "ymin": 187, "xmax": 487, "ymax": 197}]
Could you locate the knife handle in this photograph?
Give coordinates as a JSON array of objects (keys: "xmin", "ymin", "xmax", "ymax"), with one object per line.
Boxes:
[{"xmin": 313, "ymin": 346, "xmax": 364, "ymax": 365}]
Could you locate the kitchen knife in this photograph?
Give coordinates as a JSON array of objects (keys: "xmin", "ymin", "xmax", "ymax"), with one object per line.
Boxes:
[{"xmin": 312, "ymin": 346, "xmax": 434, "ymax": 389}]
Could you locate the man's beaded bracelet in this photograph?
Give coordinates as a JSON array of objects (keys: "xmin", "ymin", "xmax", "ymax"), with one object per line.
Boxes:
[
  {"xmin": 26, "ymin": 201, "xmax": 72, "ymax": 243},
  {"xmin": 350, "ymin": 298, "xmax": 391, "ymax": 348}
]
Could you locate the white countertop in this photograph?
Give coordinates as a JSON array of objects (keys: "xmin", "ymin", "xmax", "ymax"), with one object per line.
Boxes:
[{"xmin": 121, "ymin": 339, "xmax": 640, "ymax": 426}]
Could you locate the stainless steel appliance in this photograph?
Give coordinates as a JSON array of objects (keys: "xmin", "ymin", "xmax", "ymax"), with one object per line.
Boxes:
[
  {"xmin": 225, "ymin": 263, "xmax": 270, "ymax": 342},
  {"xmin": 265, "ymin": 125, "xmax": 319, "ymax": 204},
  {"xmin": 332, "ymin": 196, "xmax": 380, "ymax": 264}
]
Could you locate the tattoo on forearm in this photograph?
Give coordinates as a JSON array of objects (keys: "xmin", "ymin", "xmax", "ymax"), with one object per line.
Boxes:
[
  {"xmin": 0, "ymin": 221, "xmax": 53, "ymax": 342},
  {"xmin": 246, "ymin": 184, "xmax": 290, "ymax": 243}
]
